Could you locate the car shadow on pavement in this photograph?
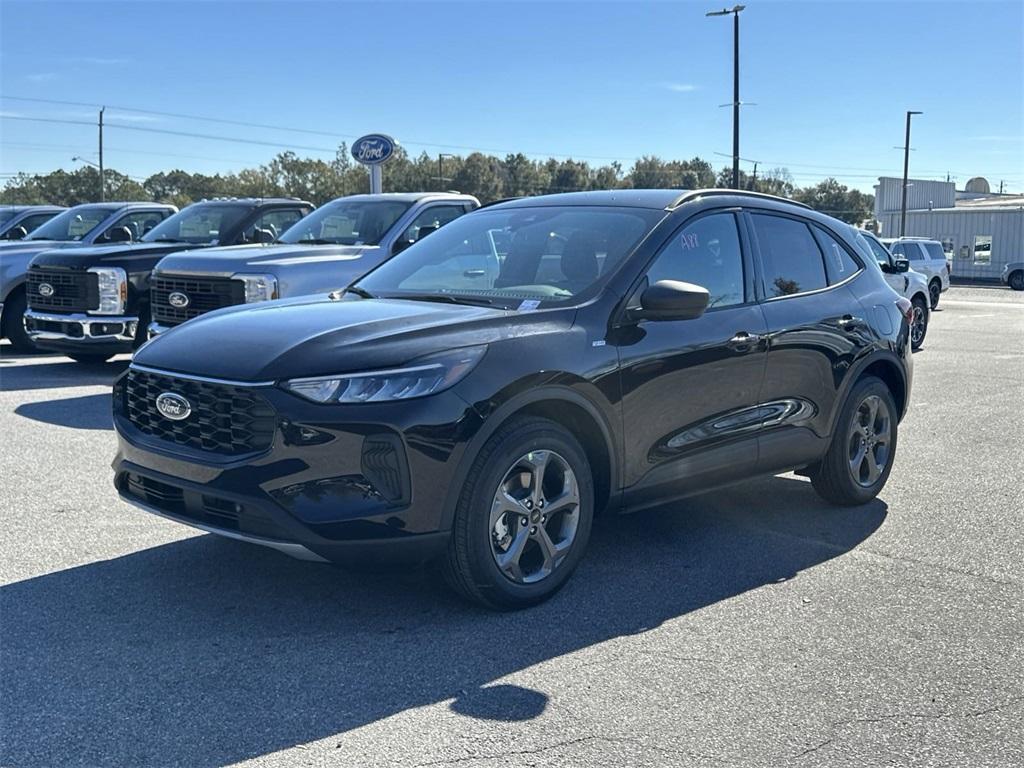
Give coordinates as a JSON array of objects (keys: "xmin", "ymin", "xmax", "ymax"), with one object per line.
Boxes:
[
  {"xmin": 0, "ymin": 357, "xmax": 128, "ymax": 392},
  {"xmin": 14, "ymin": 393, "xmax": 114, "ymax": 430},
  {"xmin": 0, "ymin": 476, "xmax": 886, "ymax": 768}
]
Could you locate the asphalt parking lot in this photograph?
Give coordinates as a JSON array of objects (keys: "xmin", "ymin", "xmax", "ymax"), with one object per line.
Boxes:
[{"xmin": 1, "ymin": 285, "xmax": 1022, "ymax": 768}]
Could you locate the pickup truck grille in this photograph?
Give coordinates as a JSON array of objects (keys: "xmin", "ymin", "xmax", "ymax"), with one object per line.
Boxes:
[
  {"xmin": 151, "ymin": 275, "xmax": 245, "ymax": 326},
  {"xmin": 26, "ymin": 268, "xmax": 98, "ymax": 313},
  {"xmin": 122, "ymin": 368, "xmax": 276, "ymax": 455}
]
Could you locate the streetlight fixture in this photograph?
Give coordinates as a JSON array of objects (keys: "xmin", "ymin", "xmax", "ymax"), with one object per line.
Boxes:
[
  {"xmin": 899, "ymin": 110, "xmax": 923, "ymax": 236},
  {"xmin": 707, "ymin": 4, "xmax": 745, "ymax": 190},
  {"xmin": 72, "ymin": 154, "xmax": 105, "ymax": 202},
  {"xmin": 438, "ymin": 153, "xmax": 456, "ymax": 190},
  {"xmin": 71, "ymin": 156, "xmax": 100, "ymax": 168}
]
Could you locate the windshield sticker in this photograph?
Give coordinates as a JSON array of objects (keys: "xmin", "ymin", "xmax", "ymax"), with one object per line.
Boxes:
[{"xmin": 517, "ymin": 299, "xmax": 541, "ymax": 312}]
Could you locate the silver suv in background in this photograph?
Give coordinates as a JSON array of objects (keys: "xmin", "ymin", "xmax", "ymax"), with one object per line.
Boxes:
[
  {"xmin": 855, "ymin": 229, "xmax": 930, "ymax": 351},
  {"xmin": 148, "ymin": 192, "xmax": 478, "ymax": 335},
  {"xmin": 881, "ymin": 237, "xmax": 950, "ymax": 309}
]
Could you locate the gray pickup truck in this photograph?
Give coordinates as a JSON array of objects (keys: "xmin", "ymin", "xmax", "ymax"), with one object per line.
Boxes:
[{"xmin": 148, "ymin": 192, "xmax": 479, "ymax": 335}]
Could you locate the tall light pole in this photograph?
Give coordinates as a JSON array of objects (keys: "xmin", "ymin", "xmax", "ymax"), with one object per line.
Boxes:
[
  {"xmin": 98, "ymin": 107, "xmax": 105, "ymax": 202},
  {"xmin": 438, "ymin": 153, "xmax": 456, "ymax": 190},
  {"xmin": 900, "ymin": 110, "xmax": 922, "ymax": 236},
  {"xmin": 707, "ymin": 5, "xmax": 745, "ymax": 190}
]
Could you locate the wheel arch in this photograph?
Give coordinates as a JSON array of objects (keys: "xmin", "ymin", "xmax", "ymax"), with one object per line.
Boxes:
[
  {"xmin": 828, "ymin": 351, "xmax": 909, "ymax": 435},
  {"xmin": 0, "ymin": 279, "xmax": 26, "ymax": 334},
  {"xmin": 440, "ymin": 386, "xmax": 619, "ymax": 531}
]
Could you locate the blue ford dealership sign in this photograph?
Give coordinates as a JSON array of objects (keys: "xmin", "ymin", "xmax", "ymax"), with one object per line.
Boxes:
[{"xmin": 352, "ymin": 134, "xmax": 397, "ymax": 165}]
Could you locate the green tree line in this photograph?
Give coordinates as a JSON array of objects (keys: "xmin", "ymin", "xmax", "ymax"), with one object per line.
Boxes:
[{"xmin": 1, "ymin": 143, "xmax": 875, "ymax": 223}]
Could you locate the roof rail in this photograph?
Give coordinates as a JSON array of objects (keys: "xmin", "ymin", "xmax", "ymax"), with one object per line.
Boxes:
[
  {"xmin": 475, "ymin": 196, "xmax": 525, "ymax": 210},
  {"xmin": 669, "ymin": 188, "xmax": 812, "ymax": 210}
]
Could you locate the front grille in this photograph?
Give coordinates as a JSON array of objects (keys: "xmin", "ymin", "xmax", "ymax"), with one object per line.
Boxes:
[
  {"xmin": 151, "ymin": 275, "xmax": 245, "ymax": 326},
  {"xmin": 123, "ymin": 368, "xmax": 276, "ymax": 455},
  {"xmin": 27, "ymin": 268, "xmax": 98, "ymax": 312},
  {"xmin": 123, "ymin": 472, "xmax": 288, "ymax": 540}
]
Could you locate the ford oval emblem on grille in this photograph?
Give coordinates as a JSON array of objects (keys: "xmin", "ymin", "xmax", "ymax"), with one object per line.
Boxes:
[
  {"xmin": 168, "ymin": 291, "xmax": 190, "ymax": 308},
  {"xmin": 155, "ymin": 392, "xmax": 192, "ymax": 421},
  {"xmin": 37, "ymin": 282, "xmax": 54, "ymax": 297}
]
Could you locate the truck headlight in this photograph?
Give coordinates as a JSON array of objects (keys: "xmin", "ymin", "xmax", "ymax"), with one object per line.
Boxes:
[
  {"xmin": 87, "ymin": 266, "xmax": 127, "ymax": 315},
  {"xmin": 233, "ymin": 273, "xmax": 278, "ymax": 303},
  {"xmin": 281, "ymin": 346, "xmax": 486, "ymax": 404}
]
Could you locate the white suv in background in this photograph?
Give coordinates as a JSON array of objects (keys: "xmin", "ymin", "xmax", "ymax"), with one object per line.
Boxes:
[
  {"xmin": 855, "ymin": 229, "xmax": 930, "ymax": 351},
  {"xmin": 881, "ymin": 237, "xmax": 950, "ymax": 309}
]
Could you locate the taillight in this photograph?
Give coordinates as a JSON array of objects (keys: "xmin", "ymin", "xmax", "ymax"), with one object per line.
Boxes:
[{"xmin": 896, "ymin": 296, "xmax": 913, "ymax": 324}]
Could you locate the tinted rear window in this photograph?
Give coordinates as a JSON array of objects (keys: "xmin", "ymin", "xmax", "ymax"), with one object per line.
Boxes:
[
  {"xmin": 813, "ymin": 226, "xmax": 861, "ymax": 285},
  {"xmin": 923, "ymin": 242, "xmax": 946, "ymax": 261},
  {"xmin": 751, "ymin": 214, "xmax": 827, "ymax": 297}
]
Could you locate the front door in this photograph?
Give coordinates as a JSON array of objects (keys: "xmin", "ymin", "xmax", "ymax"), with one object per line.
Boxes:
[{"xmin": 616, "ymin": 210, "xmax": 768, "ymax": 511}]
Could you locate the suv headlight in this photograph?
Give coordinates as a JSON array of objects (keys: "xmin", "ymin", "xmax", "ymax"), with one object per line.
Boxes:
[
  {"xmin": 281, "ymin": 346, "xmax": 487, "ymax": 404},
  {"xmin": 233, "ymin": 273, "xmax": 278, "ymax": 303},
  {"xmin": 87, "ymin": 266, "xmax": 127, "ymax": 315}
]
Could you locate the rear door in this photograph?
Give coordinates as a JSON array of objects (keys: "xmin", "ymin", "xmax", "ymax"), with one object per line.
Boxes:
[
  {"xmin": 747, "ymin": 211, "xmax": 873, "ymax": 473},
  {"xmin": 618, "ymin": 209, "xmax": 768, "ymax": 509}
]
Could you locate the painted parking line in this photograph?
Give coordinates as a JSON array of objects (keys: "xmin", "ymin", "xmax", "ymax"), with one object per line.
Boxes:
[{"xmin": 941, "ymin": 300, "xmax": 1024, "ymax": 309}]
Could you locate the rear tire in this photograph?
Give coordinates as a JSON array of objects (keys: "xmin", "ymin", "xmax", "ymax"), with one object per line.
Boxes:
[
  {"xmin": 929, "ymin": 279, "xmax": 941, "ymax": 309},
  {"xmin": 67, "ymin": 353, "xmax": 112, "ymax": 365},
  {"xmin": 443, "ymin": 417, "xmax": 593, "ymax": 610},
  {"xmin": 910, "ymin": 295, "xmax": 928, "ymax": 351},
  {"xmin": 811, "ymin": 376, "xmax": 898, "ymax": 506},
  {"xmin": 1010, "ymin": 270, "xmax": 1024, "ymax": 291},
  {"xmin": 1, "ymin": 289, "xmax": 38, "ymax": 353}
]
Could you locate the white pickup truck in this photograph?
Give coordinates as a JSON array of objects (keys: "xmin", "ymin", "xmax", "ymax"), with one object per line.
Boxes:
[{"xmin": 881, "ymin": 237, "xmax": 950, "ymax": 309}]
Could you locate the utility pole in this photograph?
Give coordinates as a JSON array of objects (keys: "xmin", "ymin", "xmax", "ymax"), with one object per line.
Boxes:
[
  {"xmin": 750, "ymin": 161, "xmax": 758, "ymax": 191},
  {"xmin": 899, "ymin": 110, "xmax": 922, "ymax": 237},
  {"xmin": 437, "ymin": 153, "xmax": 455, "ymax": 190},
  {"xmin": 707, "ymin": 5, "xmax": 745, "ymax": 190},
  {"xmin": 98, "ymin": 106, "xmax": 105, "ymax": 202}
]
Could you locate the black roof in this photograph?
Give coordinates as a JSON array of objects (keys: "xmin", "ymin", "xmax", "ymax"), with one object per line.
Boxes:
[{"xmin": 490, "ymin": 189, "xmax": 811, "ymax": 212}]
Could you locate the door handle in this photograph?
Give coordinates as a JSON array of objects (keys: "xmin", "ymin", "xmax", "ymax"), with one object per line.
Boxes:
[
  {"xmin": 727, "ymin": 331, "xmax": 763, "ymax": 352},
  {"xmin": 837, "ymin": 314, "xmax": 864, "ymax": 331}
]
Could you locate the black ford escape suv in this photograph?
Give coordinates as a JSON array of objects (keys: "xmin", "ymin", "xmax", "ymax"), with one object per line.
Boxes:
[{"xmin": 113, "ymin": 190, "xmax": 913, "ymax": 609}]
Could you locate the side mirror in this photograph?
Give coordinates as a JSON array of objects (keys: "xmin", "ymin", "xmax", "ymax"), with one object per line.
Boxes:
[
  {"xmin": 104, "ymin": 226, "xmax": 133, "ymax": 243},
  {"xmin": 5, "ymin": 225, "xmax": 28, "ymax": 240},
  {"xmin": 251, "ymin": 227, "xmax": 275, "ymax": 244},
  {"xmin": 631, "ymin": 280, "xmax": 709, "ymax": 321},
  {"xmin": 415, "ymin": 224, "xmax": 439, "ymax": 241},
  {"xmin": 894, "ymin": 258, "xmax": 910, "ymax": 273}
]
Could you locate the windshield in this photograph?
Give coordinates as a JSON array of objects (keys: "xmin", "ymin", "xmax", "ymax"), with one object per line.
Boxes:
[
  {"xmin": 279, "ymin": 198, "xmax": 411, "ymax": 245},
  {"xmin": 26, "ymin": 205, "xmax": 115, "ymax": 241},
  {"xmin": 355, "ymin": 205, "xmax": 661, "ymax": 308},
  {"xmin": 143, "ymin": 203, "xmax": 250, "ymax": 245}
]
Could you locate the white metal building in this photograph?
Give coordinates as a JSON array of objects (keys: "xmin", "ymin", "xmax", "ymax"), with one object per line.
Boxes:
[{"xmin": 874, "ymin": 177, "xmax": 1024, "ymax": 280}]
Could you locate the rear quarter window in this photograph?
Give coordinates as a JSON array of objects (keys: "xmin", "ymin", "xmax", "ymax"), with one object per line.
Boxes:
[
  {"xmin": 813, "ymin": 227, "xmax": 862, "ymax": 284},
  {"xmin": 923, "ymin": 242, "xmax": 946, "ymax": 261}
]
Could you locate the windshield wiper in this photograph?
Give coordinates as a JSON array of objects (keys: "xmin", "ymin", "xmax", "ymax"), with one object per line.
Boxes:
[
  {"xmin": 388, "ymin": 293, "xmax": 496, "ymax": 307},
  {"xmin": 301, "ymin": 238, "xmax": 344, "ymax": 245},
  {"xmin": 345, "ymin": 285, "xmax": 375, "ymax": 299}
]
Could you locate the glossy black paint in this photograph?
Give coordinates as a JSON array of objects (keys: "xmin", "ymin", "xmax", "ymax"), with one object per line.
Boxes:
[
  {"xmin": 113, "ymin": 191, "xmax": 912, "ymax": 564},
  {"xmin": 28, "ymin": 198, "xmax": 313, "ymax": 355}
]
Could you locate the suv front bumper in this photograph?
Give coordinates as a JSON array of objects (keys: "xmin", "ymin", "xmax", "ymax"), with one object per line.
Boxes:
[{"xmin": 25, "ymin": 310, "xmax": 138, "ymax": 354}]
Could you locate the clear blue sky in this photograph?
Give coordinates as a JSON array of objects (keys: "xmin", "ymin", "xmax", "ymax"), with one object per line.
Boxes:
[{"xmin": 1, "ymin": 0, "xmax": 1022, "ymax": 193}]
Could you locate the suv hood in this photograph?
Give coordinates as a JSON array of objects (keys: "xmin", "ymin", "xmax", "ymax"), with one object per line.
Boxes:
[
  {"xmin": 134, "ymin": 294, "xmax": 571, "ymax": 381},
  {"xmin": 156, "ymin": 242, "xmax": 379, "ymax": 274},
  {"xmin": 30, "ymin": 241, "xmax": 212, "ymax": 271}
]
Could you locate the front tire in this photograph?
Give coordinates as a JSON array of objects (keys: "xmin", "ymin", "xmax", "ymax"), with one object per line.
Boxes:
[
  {"xmin": 1, "ymin": 289, "xmax": 38, "ymax": 353},
  {"xmin": 1009, "ymin": 270, "xmax": 1024, "ymax": 291},
  {"xmin": 811, "ymin": 376, "xmax": 898, "ymax": 506},
  {"xmin": 929, "ymin": 279, "xmax": 941, "ymax": 309},
  {"xmin": 443, "ymin": 417, "xmax": 593, "ymax": 610},
  {"xmin": 910, "ymin": 295, "xmax": 928, "ymax": 351}
]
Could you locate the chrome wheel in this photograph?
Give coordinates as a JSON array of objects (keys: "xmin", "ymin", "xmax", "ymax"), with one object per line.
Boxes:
[
  {"xmin": 848, "ymin": 395, "xmax": 892, "ymax": 488},
  {"xmin": 910, "ymin": 304, "xmax": 926, "ymax": 346},
  {"xmin": 489, "ymin": 450, "xmax": 580, "ymax": 584}
]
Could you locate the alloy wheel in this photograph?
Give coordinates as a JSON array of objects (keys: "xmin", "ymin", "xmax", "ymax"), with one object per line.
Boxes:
[
  {"xmin": 847, "ymin": 395, "xmax": 892, "ymax": 488},
  {"xmin": 911, "ymin": 305, "xmax": 926, "ymax": 346},
  {"xmin": 489, "ymin": 450, "xmax": 580, "ymax": 584}
]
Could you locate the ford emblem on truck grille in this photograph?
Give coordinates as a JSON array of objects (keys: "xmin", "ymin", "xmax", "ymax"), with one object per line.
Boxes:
[
  {"xmin": 155, "ymin": 392, "xmax": 192, "ymax": 421},
  {"xmin": 168, "ymin": 291, "xmax": 190, "ymax": 308},
  {"xmin": 37, "ymin": 283, "xmax": 54, "ymax": 297}
]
